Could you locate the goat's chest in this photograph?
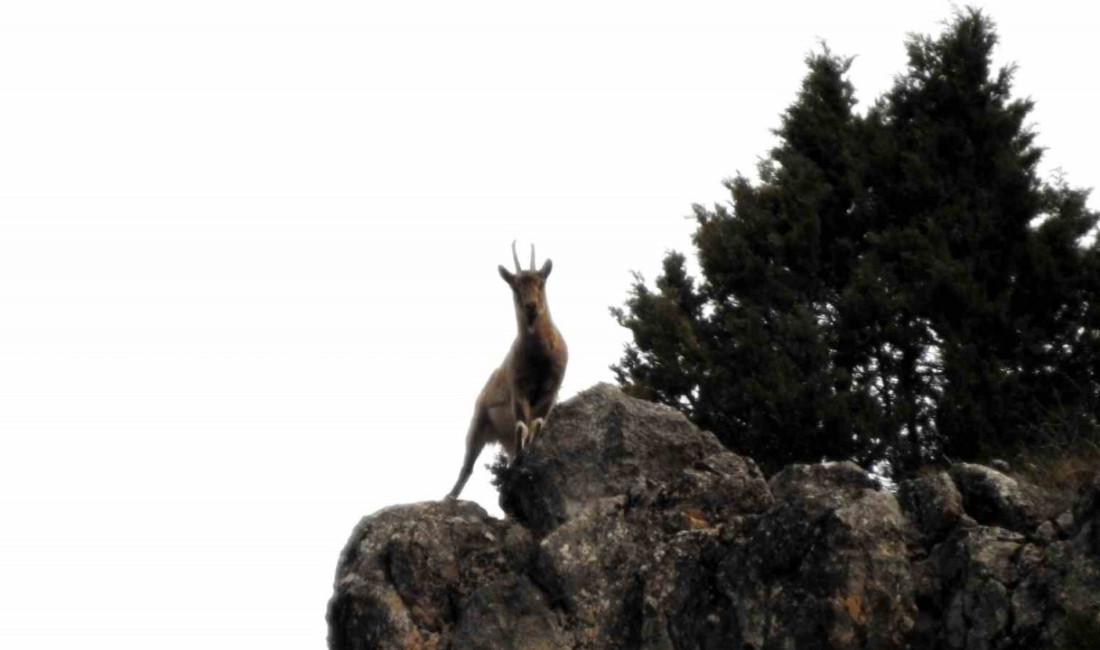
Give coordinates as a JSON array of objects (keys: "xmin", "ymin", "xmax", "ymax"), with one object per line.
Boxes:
[{"xmin": 513, "ymin": 340, "xmax": 562, "ymax": 395}]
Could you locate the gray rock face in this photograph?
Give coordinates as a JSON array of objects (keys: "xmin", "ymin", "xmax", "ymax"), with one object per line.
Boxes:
[
  {"xmin": 725, "ymin": 462, "xmax": 916, "ymax": 648},
  {"xmin": 900, "ymin": 471, "xmax": 969, "ymax": 542},
  {"xmin": 497, "ymin": 383, "xmax": 772, "ymax": 537},
  {"xmin": 1073, "ymin": 473, "xmax": 1100, "ymax": 555},
  {"xmin": 949, "ymin": 463, "xmax": 1062, "ymax": 533},
  {"xmin": 327, "ymin": 500, "xmax": 563, "ymax": 650},
  {"xmin": 328, "ymin": 384, "xmax": 1100, "ymax": 649}
]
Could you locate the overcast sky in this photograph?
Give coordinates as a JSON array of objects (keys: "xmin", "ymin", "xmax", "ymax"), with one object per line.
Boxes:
[{"xmin": 1, "ymin": 1, "xmax": 1097, "ymax": 648}]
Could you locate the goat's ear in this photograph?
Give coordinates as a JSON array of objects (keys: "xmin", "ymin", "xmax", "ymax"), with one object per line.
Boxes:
[
  {"xmin": 539, "ymin": 259, "xmax": 553, "ymax": 279},
  {"xmin": 498, "ymin": 265, "xmax": 515, "ymax": 285}
]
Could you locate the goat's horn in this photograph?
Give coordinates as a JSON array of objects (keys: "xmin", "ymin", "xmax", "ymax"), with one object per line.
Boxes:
[
  {"xmin": 530, "ymin": 244, "xmax": 536, "ymax": 271},
  {"xmin": 511, "ymin": 240, "xmax": 522, "ymax": 273}
]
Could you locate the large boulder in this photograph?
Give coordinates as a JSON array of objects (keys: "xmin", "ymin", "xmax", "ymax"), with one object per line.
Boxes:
[
  {"xmin": 496, "ymin": 383, "xmax": 772, "ymax": 536},
  {"xmin": 949, "ymin": 463, "xmax": 1062, "ymax": 533},
  {"xmin": 923, "ymin": 526, "xmax": 1027, "ymax": 649},
  {"xmin": 326, "ymin": 500, "xmax": 565, "ymax": 650},
  {"xmin": 899, "ymin": 471, "xmax": 970, "ymax": 543},
  {"xmin": 328, "ymin": 385, "xmax": 1100, "ymax": 649},
  {"xmin": 720, "ymin": 462, "xmax": 917, "ymax": 649}
]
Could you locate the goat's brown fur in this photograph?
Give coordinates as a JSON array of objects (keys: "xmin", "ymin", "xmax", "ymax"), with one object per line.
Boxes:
[{"xmin": 447, "ymin": 243, "xmax": 568, "ymax": 500}]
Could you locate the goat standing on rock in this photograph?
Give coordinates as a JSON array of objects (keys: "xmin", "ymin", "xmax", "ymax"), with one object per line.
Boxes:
[{"xmin": 446, "ymin": 242, "xmax": 568, "ymax": 500}]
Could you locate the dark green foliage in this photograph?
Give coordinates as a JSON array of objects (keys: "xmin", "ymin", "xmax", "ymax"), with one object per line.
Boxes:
[{"xmin": 613, "ymin": 9, "xmax": 1099, "ymax": 474}]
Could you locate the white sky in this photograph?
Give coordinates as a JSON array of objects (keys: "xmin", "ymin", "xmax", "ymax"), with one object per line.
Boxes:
[{"xmin": 1, "ymin": 1, "xmax": 1096, "ymax": 648}]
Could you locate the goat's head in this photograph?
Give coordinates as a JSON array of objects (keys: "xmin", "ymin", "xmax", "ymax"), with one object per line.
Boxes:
[{"xmin": 498, "ymin": 240, "xmax": 553, "ymax": 329}]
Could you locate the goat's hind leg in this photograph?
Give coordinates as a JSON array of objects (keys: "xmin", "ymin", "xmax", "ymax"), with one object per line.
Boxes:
[{"xmin": 447, "ymin": 415, "xmax": 487, "ymax": 500}]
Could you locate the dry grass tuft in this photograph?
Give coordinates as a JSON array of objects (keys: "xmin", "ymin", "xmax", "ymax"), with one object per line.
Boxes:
[{"xmin": 1009, "ymin": 443, "xmax": 1100, "ymax": 500}]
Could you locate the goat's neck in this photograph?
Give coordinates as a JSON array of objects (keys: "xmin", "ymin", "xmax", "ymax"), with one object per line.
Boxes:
[{"xmin": 514, "ymin": 311, "xmax": 555, "ymax": 348}]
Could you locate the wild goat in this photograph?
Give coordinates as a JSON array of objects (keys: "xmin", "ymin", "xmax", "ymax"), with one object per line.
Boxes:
[{"xmin": 446, "ymin": 241, "xmax": 568, "ymax": 500}]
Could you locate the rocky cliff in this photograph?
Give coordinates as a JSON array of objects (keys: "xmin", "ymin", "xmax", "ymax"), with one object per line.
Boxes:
[{"xmin": 327, "ymin": 384, "xmax": 1100, "ymax": 649}]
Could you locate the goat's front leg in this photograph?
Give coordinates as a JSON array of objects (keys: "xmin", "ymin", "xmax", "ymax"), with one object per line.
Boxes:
[
  {"xmin": 512, "ymin": 398, "xmax": 533, "ymax": 454},
  {"xmin": 527, "ymin": 392, "xmax": 557, "ymax": 446}
]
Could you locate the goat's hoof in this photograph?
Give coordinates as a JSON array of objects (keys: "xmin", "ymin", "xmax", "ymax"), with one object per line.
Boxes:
[{"xmin": 530, "ymin": 418, "xmax": 545, "ymax": 442}]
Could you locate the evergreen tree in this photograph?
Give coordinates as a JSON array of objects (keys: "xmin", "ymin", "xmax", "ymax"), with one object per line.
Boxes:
[
  {"xmin": 614, "ymin": 51, "xmax": 878, "ymax": 470},
  {"xmin": 613, "ymin": 9, "xmax": 1099, "ymax": 473},
  {"xmin": 871, "ymin": 10, "xmax": 1098, "ymax": 459}
]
